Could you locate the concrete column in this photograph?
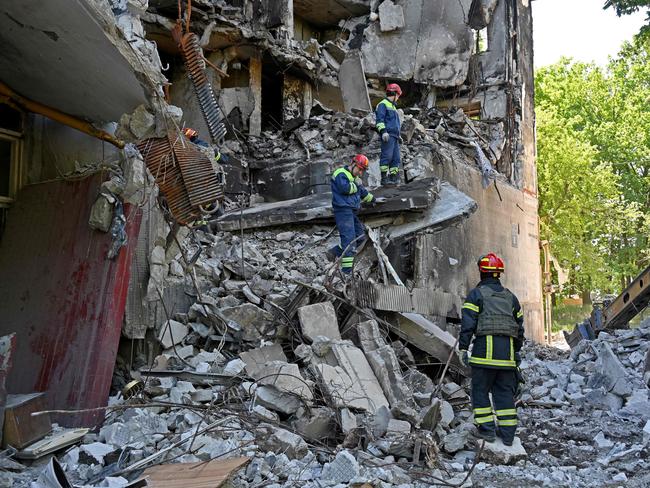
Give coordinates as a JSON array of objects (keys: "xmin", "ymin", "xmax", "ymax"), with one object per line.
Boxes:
[{"xmin": 249, "ymin": 55, "xmax": 262, "ymax": 137}]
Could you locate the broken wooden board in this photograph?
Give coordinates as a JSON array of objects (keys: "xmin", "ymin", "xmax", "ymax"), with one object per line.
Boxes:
[
  {"xmin": 352, "ymin": 282, "xmax": 461, "ymax": 319},
  {"xmin": 139, "ymin": 456, "xmax": 250, "ymax": 488},
  {"xmin": 392, "ymin": 313, "xmax": 466, "ymax": 373},
  {"xmin": 15, "ymin": 428, "xmax": 89, "ymax": 459},
  {"xmin": 216, "ymin": 178, "xmax": 439, "ymax": 231}
]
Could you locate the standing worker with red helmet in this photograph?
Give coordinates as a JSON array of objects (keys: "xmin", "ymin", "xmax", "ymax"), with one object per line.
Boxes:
[
  {"xmin": 326, "ymin": 154, "xmax": 386, "ymax": 274},
  {"xmin": 375, "ymin": 83, "xmax": 403, "ymax": 186},
  {"xmin": 459, "ymin": 253, "xmax": 525, "ymax": 446}
]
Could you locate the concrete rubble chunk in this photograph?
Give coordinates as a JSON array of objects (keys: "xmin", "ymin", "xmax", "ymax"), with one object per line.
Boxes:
[
  {"xmin": 592, "ymin": 342, "xmax": 632, "ymax": 397},
  {"xmin": 240, "ymin": 344, "xmax": 288, "ymax": 377},
  {"xmin": 157, "ymin": 320, "xmax": 189, "ymax": 349},
  {"xmin": 253, "ymin": 405, "xmax": 279, "ymax": 423},
  {"xmin": 340, "ymin": 408, "xmax": 358, "ymax": 434},
  {"xmin": 257, "ymin": 361, "xmax": 314, "ymax": 401},
  {"xmin": 89, "ymin": 195, "xmax": 113, "ymax": 232},
  {"xmin": 255, "ymin": 385, "xmax": 302, "ymax": 415},
  {"xmin": 259, "ymin": 426, "xmax": 308, "ymax": 460},
  {"xmin": 80, "ymin": 442, "xmax": 115, "ymax": 464},
  {"xmin": 321, "ymin": 450, "xmax": 360, "ymax": 483},
  {"xmin": 297, "ymin": 302, "xmax": 341, "ymax": 342},
  {"xmin": 480, "ymin": 437, "xmax": 527, "ymax": 465},
  {"xmin": 443, "ymin": 430, "xmax": 470, "ymax": 453},
  {"xmin": 311, "ymin": 341, "xmax": 389, "ymax": 413},
  {"xmin": 378, "ymin": 0, "xmax": 405, "ymax": 32},
  {"xmin": 292, "ymin": 407, "xmax": 335, "ymax": 442},
  {"xmin": 222, "ymin": 358, "xmax": 246, "ymax": 376},
  {"xmin": 387, "ymin": 418, "xmax": 411, "ymax": 434},
  {"xmin": 221, "ymin": 303, "xmax": 275, "ymax": 341}
]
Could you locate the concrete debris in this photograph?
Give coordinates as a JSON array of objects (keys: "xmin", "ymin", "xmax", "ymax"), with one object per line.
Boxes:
[
  {"xmin": 297, "ymin": 302, "xmax": 342, "ymax": 342},
  {"xmin": 480, "ymin": 437, "xmax": 527, "ymax": 465},
  {"xmin": 378, "ymin": 0, "xmax": 405, "ymax": 32},
  {"xmin": 89, "ymin": 195, "xmax": 114, "ymax": 232},
  {"xmin": 157, "ymin": 320, "xmax": 189, "ymax": 349},
  {"xmin": 321, "ymin": 450, "xmax": 360, "ymax": 483}
]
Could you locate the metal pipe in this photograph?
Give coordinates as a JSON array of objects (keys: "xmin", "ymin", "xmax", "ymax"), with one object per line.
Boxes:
[{"xmin": 0, "ymin": 82, "xmax": 125, "ymax": 149}]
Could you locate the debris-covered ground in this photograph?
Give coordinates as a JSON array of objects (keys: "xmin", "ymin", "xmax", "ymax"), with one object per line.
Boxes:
[{"xmin": 6, "ymin": 223, "xmax": 649, "ymax": 487}]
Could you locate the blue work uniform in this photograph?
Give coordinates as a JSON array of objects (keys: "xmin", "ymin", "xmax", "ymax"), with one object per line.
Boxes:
[
  {"xmin": 375, "ymin": 98, "xmax": 401, "ymax": 176},
  {"xmin": 460, "ymin": 277, "xmax": 525, "ymax": 444},
  {"xmin": 329, "ymin": 167, "xmax": 374, "ymax": 273}
]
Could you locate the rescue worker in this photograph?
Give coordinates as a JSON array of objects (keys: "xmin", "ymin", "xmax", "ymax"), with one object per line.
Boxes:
[
  {"xmin": 326, "ymin": 154, "xmax": 385, "ymax": 274},
  {"xmin": 459, "ymin": 253, "xmax": 525, "ymax": 446},
  {"xmin": 183, "ymin": 127, "xmax": 226, "ymax": 163},
  {"xmin": 375, "ymin": 83, "xmax": 402, "ymax": 186}
]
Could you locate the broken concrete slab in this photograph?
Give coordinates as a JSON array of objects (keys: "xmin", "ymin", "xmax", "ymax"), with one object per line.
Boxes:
[
  {"xmin": 321, "ymin": 450, "xmax": 360, "ymax": 484},
  {"xmin": 339, "ymin": 50, "xmax": 372, "ymax": 113},
  {"xmin": 254, "ymin": 385, "xmax": 302, "ymax": 415},
  {"xmin": 221, "ymin": 303, "xmax": 275, "ymax": 342},
  {"xmin": 378, "ymin": 0, "xmax": 405, "ymax": 31},
  {"xmin": 157, "ymin": 320, "xmax": 189, "ymax": 349},
  {"xmin": 216, "ymin": 178, "xmax": 439, "ymax": 231},
  {"xmin": 258, "ymin": 426, "xmax": 308, "ymax": 459},
  {"xmin": 393, "ymin": 313, "xmax": 466, "ymax": 371},
  {"xmin": 480, "ymin": 437, "xmax": 527, "ymax": 465},
  {"xmin": 590, "ymin": 342, "xmax": 632, "ymax": 397},
  {"xmin": 297, "ymin": 302, "xmax": 342, "ymax": 342},
  {"xmin": 292, "ymin": 407, "xmax": 335, "ymax": 442},
  {"xmin": 257, "ymin": 361, "xmax": 314, "ymax": 402},
  {"xmin": 310, "ymin": 341, "xmax": 389, "ymax": 413},
  {"xmin": 358, "ymin": 321, "xmax": 415, "ymax": 408},
  {"xmin": 240, "ymin": 344, "xmax": 288, "ymax": 377}
]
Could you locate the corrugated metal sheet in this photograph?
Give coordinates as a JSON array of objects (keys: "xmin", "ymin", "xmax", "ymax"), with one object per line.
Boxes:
[
  {"xmin": 0, "ymin": 175, "xmax": 140, "ymax": 427},
  {"xmin": 353, "ymin": 282, "xmax": 461, "ymax": 319}
]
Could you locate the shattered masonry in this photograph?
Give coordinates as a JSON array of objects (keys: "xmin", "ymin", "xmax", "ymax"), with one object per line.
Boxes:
[{"xmin": 0, "ymin": 0, "xmax": 607, "ymax": 487}]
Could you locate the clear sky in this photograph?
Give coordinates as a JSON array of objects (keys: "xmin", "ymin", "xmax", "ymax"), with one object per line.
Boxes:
[{"xmin": 532, "ymin": 0, "xmax": 648, "ymax": 68}]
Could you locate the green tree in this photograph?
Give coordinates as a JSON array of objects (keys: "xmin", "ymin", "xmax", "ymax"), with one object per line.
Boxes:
[
  {"xmin": 604, "ymin": 0, "xmax": 650, "ymax": 37},
  {"xmin": 535, "ymin": 36, "xmax": 650, "ymax": 294}
]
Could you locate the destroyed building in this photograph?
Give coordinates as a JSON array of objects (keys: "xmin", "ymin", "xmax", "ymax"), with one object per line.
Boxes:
[{"xmin": 0, "ymin": 0, "xmax": 586, "ymax": 487}]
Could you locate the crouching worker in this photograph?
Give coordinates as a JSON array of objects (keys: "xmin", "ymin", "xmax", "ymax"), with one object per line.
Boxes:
[
  {"xmin": 326, "ymin": 154, "xmax": 385, "ymax": 274},
  {"xmin": 459, "ymin": 253, "xmax": 525, "ymax": 446}
]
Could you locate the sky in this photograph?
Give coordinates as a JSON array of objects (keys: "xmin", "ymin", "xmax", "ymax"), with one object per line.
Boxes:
[{"xmin": 532, "ymin": 0, "xmax": 648, "ymax": 68}]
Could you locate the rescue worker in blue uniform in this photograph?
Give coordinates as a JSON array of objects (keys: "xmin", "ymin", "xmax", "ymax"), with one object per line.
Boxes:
[
  {"xmin": 459, "ymin": 253, "xmax": 525, "ymax": 446},
  {"xmin": 326, "ymin": 154, "xmax": 385, "ymax": 274},
  {"xmin": 375, "ymin": 83, "xmax": 403, "ymax": 186}
]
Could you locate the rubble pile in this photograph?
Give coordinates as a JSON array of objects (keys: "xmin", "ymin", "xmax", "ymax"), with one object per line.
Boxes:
[{"xmin": 7, "ymin": 219, "xmax": 648, "ymax": 487}]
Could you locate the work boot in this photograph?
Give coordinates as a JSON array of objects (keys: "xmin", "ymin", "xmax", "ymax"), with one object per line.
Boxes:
[
  {"xmin": 502, "ymin": 438, "xmax": 514, "ymax": 447},
  {"xmin": 380, "ymin": 172, "xmax": 390, "ymax": 186},
  {"xmin": 388, "ymin": 171, "xmax": 400, "ymax": 186},
  {"xmin": 476, "ymin": 428, "xmax": 496, "ymax": 443},
  {"xmin": 325, "ymin": 247, "xmax": 338, "ymax": 263}
]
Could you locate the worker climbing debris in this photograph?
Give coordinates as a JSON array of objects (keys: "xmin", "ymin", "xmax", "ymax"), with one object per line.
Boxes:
[
  {"xmin": 375, "ymin": 83, "xmax": 403, "ymax": 186},
  {"xmin": 326, "ymin": 154, "xmax": 386, "ymax": 274},
  {"xmin": 459, "ymin": 253, "xmax": 525, "ymax": 446}
]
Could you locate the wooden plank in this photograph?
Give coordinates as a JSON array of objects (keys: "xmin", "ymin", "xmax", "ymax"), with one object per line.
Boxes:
[{"xmin": 141, "ymin": 457, "xmax": 250, "ymax": 488}]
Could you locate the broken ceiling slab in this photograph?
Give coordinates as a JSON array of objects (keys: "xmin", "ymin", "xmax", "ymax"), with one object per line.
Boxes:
[
  {"xmin": 240, "ymin": 344, "xmax": 288, "ymax": 377},
  {"xmin": 297, "ymin": 302, "xmax": 342, "ymax": 342},
  {"xmin": 293, "ymin": 0, "xmax": 370, "ymax": 27},
  {"xmin": 216, "ymin": 177, "xmax": 439, "ymax": 231},
  {"xmin": 352, "ymin": 282, "xmax": 462, "ymax": 319},
  {"xmin": 339, "ymin": 51, "xmax": 372, "ymax": 113},
  {"xmin": 0, "ymin": 0, "xmax": 157, "ymax": 123},
  {"xmin": 387, "ymin": 181, "xmax": 477, "ymax": 241},
  {"xmin": 392, "ymin": 313, "xmax": 466, "ymax": 372}
]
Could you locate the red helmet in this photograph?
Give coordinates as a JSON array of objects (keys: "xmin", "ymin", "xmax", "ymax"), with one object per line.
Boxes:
[
  {"xmin": 386, "ymin": 83, "xmax": 402, "ymax": 96},
  {"xmin": 478, "ymin": 253, "xmax": 505, "ymax": 273},
  {"xmin": 352, "ymin": 154, "xmax": 369, "ymax": 171},
  {"xmin": 183, "ymin": 127, "xmax": 198, "ymax": 138}
]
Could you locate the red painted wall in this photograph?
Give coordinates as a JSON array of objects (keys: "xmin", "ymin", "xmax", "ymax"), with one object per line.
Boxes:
[{"xmin": 0, "ymin": 175, "xmax": 141, "ymax": 426}]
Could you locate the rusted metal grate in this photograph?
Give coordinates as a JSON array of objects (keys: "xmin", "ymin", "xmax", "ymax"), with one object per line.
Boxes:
[
  {"xmin": 137, "ymin": 135, "xmax": 224, "ymax": 225},
  {"xmin": 174, "ymin": 26, "xmax": 227, "ymax": 144}
]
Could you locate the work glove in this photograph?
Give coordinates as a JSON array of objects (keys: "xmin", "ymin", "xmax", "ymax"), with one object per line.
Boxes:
[
  {"xmin": 459, "ymin": 349, "xmax": 470, "ymax": 367},
  {"xmin": 381, "ymin": 132, "xmax": 390, "ymax": 143},
  {"xmin": 375, "ymin": 197, "xmax": 387, "ymax": 203}
]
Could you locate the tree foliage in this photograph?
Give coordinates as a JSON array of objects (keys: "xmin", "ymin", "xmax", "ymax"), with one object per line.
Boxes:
[
  {"xmin": 604, "ymin": 0, "xmax": 650, "ymax": 37},
  {"xmin": 535, "ymin": 36, "xmax": 650, "ymax": 295}
]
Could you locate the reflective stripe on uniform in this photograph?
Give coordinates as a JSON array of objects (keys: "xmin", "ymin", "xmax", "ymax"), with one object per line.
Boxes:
[
  {"xmin": 463, "ymin": 302, "xmax": 479, "ymax": 313},
  {"xmin": 469, "ymin": 356, "xmax": 517, "ymax": 367},
  {"xmin": 473, "ymin": 407, "xmax": 492, "ymax": 415},
  {"xmin": 341, "ymin": 257, "xmax": 354, "ymax": 269},
  {"xmin": 497, "ymin": 419, "xmax": 518, "ymax": 426},
  {"xmin": 389, "ymin": 167, "xmax": 399, "ymax": 175},
  {"xmin": 510, "ymin": 337, "xmax": 514, "ymax": 362},
  {"xmin": 517, "ymin": 310, "xmax": 524, "ymax": 318},
  {"xmin": 486, "ymin": 335, "xmax": 493, "ymax": 360},
  {"xmin": 348, "ymin": 182, "xmax": 358, "ymax": 194},
  {"xmin": 332, "ymin": 167, "xmax": 354, "ymax": 181},
  {"xmin": 380, "ymin": 165, "xmax": 389, "ymax": 172},
  {"xmin": 475, "ymin": 415, "xmax": 494, "ymax": 424},
  {"xmin": 378, "ymin": 99, "xmax": 397, "ymax": 110},
  {"xmin": 376, "ymin": 122, "xmax": 386, "ymax": 131},
  {"xmin": 215, "ymin": 152, "xmax": 221, "ymax": 162},
  {"xmin": 495, "ymin": 409, "xmax": 517, "ymax": 417},
  {"xmin": 362, "ymin": 193, "xmax": 373, "ymax": 203}
]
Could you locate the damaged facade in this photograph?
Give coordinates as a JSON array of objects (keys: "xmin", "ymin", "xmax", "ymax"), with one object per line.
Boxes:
[{"xmin": 0, "ymin": 0, "xmax": 574, "ymax": 487}]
